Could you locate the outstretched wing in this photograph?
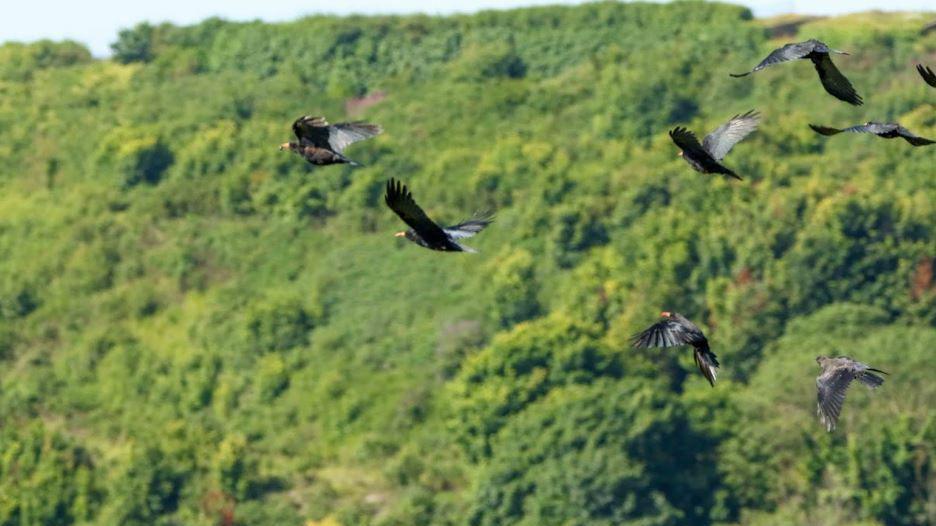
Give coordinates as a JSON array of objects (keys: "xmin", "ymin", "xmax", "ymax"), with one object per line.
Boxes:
[
  {"xmin": 842, "ymin": 123, "xmax": 896, "ymax": 135},
  {"xmin": 703, "ymin": 110, "xmax": 760, "ymax": 161},
  {"xmin": 896, "ymin": 126, "xmax": 936, "ymax": 146},
  {"xmin": 668, "ymin": 127, "xmax": 709, "ymax": 159},
  {"xmin": 918, "ymin": 64, "xmax": 936, "ymax": 87},
  {"xmin": 809, "ymin": 124, "xmax": 845, "ymax": 136},
  {"xmin": 817, "ymin": 364, "xmax": 856, "ymax": 432},
  {"xmin": 444, "ymin": 212, "xmax": 494, "ymax": 239},
  {"xmin": 812, "ymin": 54, "xmax": 863, "ymax": 106},
  {"xmin": 729, "ymin": 40, "xmax": 818, "ymax": 77},
  {"xmin": 384, "ymin": 179, "xmax": 449, "ymax": 246},
  {"xmin": 631, "ymin": 318, "xmax": 704, "ymax": 349},
  {"xmin": 292, "ymin": 116, "xmax": 331, "ymax": 146},
  {"xmin": 292, "ymin": 116, "xmax": 382, "ymax": 152},
  {"xmin": 325, "ymin": 122, "xmax": 382, "ymax": 153}
]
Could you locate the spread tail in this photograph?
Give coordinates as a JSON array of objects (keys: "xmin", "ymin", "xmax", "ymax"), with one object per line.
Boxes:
[
  {"xmin": 693, "ymin": 347, "xmax": 720, "ymax": 387},
  {"xmin": 859, "ymin": 369, "xmax": 887, "ymax": 389}
]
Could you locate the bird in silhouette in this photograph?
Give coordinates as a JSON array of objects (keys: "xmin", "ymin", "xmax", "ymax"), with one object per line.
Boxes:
[
  {"xmin": 280, "ymin": 115, "xmax": 382, "ymax": 166},
  {"xmin": 731, "ymin": 39, "xmax": 863, "ymax": 106},
  {"xmin": 917, "ymin": 64, "xmax": 936, "ymax": 87},
  {"xmin": 631, "ymin": 312, "xmax": 720, "ymax": 387},
  {"xmin": 669, "ymin": 110, "xmax": 760, "ymax": 180},
  {"xmin": 815, "ymin": 356, "xmax": 887, "ymax": 432},
  {"xmin": 809, "ymin": 122, "xmax": 935, "ymax": 146},
  {"xmin": 384, "ymin": 178, "xmax": 493, "ymax": 252}
]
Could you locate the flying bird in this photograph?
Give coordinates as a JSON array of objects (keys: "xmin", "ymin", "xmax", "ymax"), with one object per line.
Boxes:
[
  {"xmin": 669, "ymin": 110, "xmax": 760, "ymax": 180},
  {"xmin": 631, "ymin": 311, "xmax": 720, "ymax": 387},
  {"xmin": 809, "ymin": 122, "xmax": 935, "ymax": 147},
  {"xmin": 730, "ymin": 39, "xmax": 863, "ymax": 106},
  {"xmin": 816, "ymin": 356, "xmax": 887, "ymax": 432},
  {"xmin": 917, "ymin": 64, "xmax": 936, "ymax": 87},
  {"xmin": 280, "ymin": 115, "xmax": 382, "ymax": 166},
  {"xmin": 384, "ymin": 178, "xmax": 493, "ymax": 253}
]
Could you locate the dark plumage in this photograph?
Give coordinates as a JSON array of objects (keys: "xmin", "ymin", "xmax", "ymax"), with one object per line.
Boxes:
[
  {"xmin": 384, "ymin": 178, "xmax": 493, "ymax": 253},
  {"xmin": 731, "ymin": 39, "xmax": 863, "ymax": 106},
  {"xmin": 631, "ymin": 312, "xmax": 720, "ymax": 387},
  {"xmin": 809, "ymin": 122, "xmax": 935, "ymax": 147},
  {"xmin": 917, "ymin": 64, "xmax": 936, "ymax": 88},
  {"xmin": 280, "ymin": 115, "xmax": 382, "ymax": 166},
  {"xmin": 669, "ymin": 110, "xmax": 760, "ymax": 180},
  {"xmin": 816, "ymin": 356, "xmax": 887, "ymax": 432}
]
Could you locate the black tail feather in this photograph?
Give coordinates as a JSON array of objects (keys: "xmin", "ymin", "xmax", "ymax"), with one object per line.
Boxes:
[
  {"xmin": 859, "ymin": 370, "xmax": 886, "ymax": 389},
  {"xmin": 693, "ymin": 347, "xmax": 719, "ymax": 387}
]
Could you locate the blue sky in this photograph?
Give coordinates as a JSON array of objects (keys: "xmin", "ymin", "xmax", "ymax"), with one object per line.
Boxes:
[{"xmin": 2, "ymin": 1, "xmax": 934, "ymax": 57}]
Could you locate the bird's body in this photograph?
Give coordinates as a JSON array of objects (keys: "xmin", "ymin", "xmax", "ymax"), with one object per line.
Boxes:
[
  {"xmin": 731, "ymin": 39, "xmax": 863, "ymax": 106},
  {"xmin": 631, "ymin": 311, "xmax": 720, "ymax": 387},
  {"xmin": 669, "ymin": 110, "xmax": 760, "ymax": 180},
  {"xmin": 384, "ymin": 178, "xmax": 493, "ymax": 253},
  {"xmin": 917, "ymin": 64, "xmax": 936, "ymax": 88},
  {"xmin": 815, "ymin": 356, "xmax": 887, "ymax": 432},
  {"xmin": 280, "ymin": 115, "xmax": 382, "ymax": 166},
  {"xmin": 809, "ymin": 122, "xmax": 935, "ymax": 147}
]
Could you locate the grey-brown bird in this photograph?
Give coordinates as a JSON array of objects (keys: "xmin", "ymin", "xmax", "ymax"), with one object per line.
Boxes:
[
  {"xmin": 280, "ymin": 115, "xmax": 382, "ymax": 166},
  {"xmin": 815, "ymin": 356, "xmax": 887, "ymax": 432},
  {"xmin": 669, "ymin": 110, "xmax": 760, "ymax": 180},
  {"xmin": 731, "ymin": 39, "xmax": 863, "ymax": 106},
  {"xmin": 631, "ymin": 311, "xmax": 720, "ymax": 387},
  {"xmin": 809, "ymin": 122, "xmax": 935, "ymax": 147},
  {"xmin": 917, "ymin": 64, "xmax": 936, "ymax": 88}
]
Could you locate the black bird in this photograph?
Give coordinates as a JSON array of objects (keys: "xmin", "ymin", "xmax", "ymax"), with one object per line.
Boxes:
[
  {"xmin": 816, "ymin": 356, "xmax": 887, "ymax": 432},
  {"xmin": 809, "ymin": 122, "xmax": 935, "ymax": 147},
  {"xmin": 917, "ymin": 64, "xmax": 936, "ymax": 88},
  {"xmin": 731, "ymin": 39, "xmax": 863, "ymax": 106},
  {"xmin": 669, "ymin": 110, "xmax": 760, "ymax": 180},
  {"xmin": 384, "ymin": 178, "xmax": 493, "ymax": 253},
  {"xmin": 280, "ymin": 115, "xmax": 382, "ymax": 166},
  {"xmin": 631, "ymin": 312, "xmax": 720, "ymax": 387}
]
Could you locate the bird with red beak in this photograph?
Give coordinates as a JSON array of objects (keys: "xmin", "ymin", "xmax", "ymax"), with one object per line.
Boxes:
[
  {"xmin": 384, "ymin": 178, "xmax": 493, "ymax": 253},
  {"xmin": 280, "ymin": 115, "xmax": 381, "ymax": 166},
  {"xmin": 669, "ymin": 110, "xmax": 759, "ymax": 181}
]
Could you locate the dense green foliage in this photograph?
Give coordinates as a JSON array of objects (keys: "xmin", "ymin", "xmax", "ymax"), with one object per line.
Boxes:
[{"xmin": 0, "ymin": 2, "xmax": 934, "ymax": 525}]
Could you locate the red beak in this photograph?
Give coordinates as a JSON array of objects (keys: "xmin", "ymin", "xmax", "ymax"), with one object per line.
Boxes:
[{"xmin": 660, "ymin": 311, "xmax": 672, "ymax": 318}]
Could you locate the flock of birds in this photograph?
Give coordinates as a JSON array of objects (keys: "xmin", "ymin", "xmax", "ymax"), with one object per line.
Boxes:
[{"xmin": 278, "ymin": 39, "xmax": 934, "ymax": 433}]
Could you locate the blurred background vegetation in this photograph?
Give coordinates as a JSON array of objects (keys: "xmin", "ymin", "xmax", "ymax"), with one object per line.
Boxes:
[{"xmin": 0, "ymin": 2, "xmax": 934, "ymax": 525}]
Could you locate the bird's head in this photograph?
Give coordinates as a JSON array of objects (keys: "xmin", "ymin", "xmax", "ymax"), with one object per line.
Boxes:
[
  {"xmin": 816, "ymin": 356, "xmax": 826, "ymax": 365},
  {"xmin": 660, "ymin": 311, "xmax": 672, "ymax": 318}
]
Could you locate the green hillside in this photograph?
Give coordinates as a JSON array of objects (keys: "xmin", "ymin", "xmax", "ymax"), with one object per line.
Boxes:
[{"xmin": 0, "ymin": 2, "xmax": 934, "ymax": 525}]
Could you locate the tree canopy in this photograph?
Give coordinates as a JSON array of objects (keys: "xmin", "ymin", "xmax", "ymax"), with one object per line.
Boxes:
[{"xmin": 0, "ymin": 2, "xmax": 934, "ymax": 525}]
